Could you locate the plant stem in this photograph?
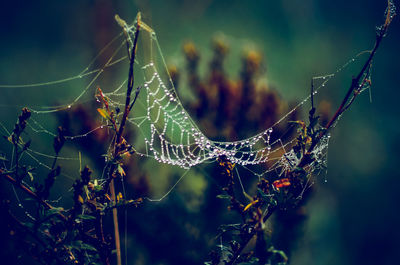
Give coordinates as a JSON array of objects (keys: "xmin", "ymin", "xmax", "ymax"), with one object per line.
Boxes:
[
  {"xmin": 1, "ymin": 169, "xmax": 52, "ymax": 210},
  {"xmin": 110, "ymin": 180, "xmax": 122, "ymax": 265},
  {"xmin": 110, "ymin": 14, "xmax": 141, "ymax": 265},
  {"xmin": 305, "ymin": 23, "xmax": 388, "ymax": 158}
]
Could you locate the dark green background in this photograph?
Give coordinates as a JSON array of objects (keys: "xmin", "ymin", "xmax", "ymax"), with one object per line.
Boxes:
[{"xmin": 1, "ymin": 1, "xmax": 399, "ymax": 264}]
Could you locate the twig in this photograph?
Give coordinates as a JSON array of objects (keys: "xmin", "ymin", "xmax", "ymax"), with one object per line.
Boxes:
[
  {"xmin": 116, "ymin": 13, "xmax": 141, "ymax": 148},
  {"xmin": 1, "ymin": 169, "xmax": 52, "ymax": 210},
  {"xmin": 110, "ymin": 13, "xmax": 141, "ymax": 265},
  {"xmin": 304, "ymin": 5, "xmax": 394, "ymax": 158}
]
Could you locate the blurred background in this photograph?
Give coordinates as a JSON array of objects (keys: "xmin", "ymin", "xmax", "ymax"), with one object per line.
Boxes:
[{"xmin": 0, "ymin": 0, "xmax": 399, "ymax": 265}]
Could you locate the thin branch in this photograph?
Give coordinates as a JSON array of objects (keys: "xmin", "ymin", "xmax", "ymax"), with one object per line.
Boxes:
[
  {"xmin": 1, "ymin": 169, "xmax": 52, "ymax": 210},
  {"xmin": 110, "ymin": 13, "xmax": 141, "ymax": 265},
  {"xmin": 116, "ymin": 14, "xmax": 141, "ymax": 148},
  {"xmin": 129, "ymin": 86, "xmax": 141, "ymax": 112},
  {"xmin": 304, "ymin": 12, "xmax": 392, "ymax": 158},
  {"xmin": 310, "ymin": 78, "xmax": 315, "ymax": 110}
]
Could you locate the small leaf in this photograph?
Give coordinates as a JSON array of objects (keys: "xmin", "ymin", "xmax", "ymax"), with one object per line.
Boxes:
[
  {"xmin": 243, "ymin": 199, "xmax": 259, "ymax": 212},
  {"xmin": 272, "ymin": 178, "xmax": 291, "ymax": 189},
  {"xmin": 117, "ymin": 192, "xmax": 123, "ymax": 202},
  {"xmin": 117, "ymin": 164, "xmax": 126, "ymax": 177},
  {"xmin": 27, "ymin": 171, "xmax": 34, "ymax": 181},
  {"xmin": 22, "ymin": 222, "xmax": 34, "ymax": 229},
  {"xmin": 81, "ymin": 243, "xmax": 97, "ymax": 252},
  {"xmin": 45, "ymin": 207, "xmax": 64, "ymax": 218},
  {"xmin": 268, "ymin": 246, "xmax": 288, "ymax": 262},
  {"xmin": 97, "ymin": 108, "xmax": 111, "ymax": 120},
  {"xmin": 78, "ymin": 195, "xmax": 84, "ymax": 204},
  {"xmin": 216, "ymin": 194, "xmax": 231, "ymax": 200},
  {"xmin": 76, "ymin": 214, "xmax": 96, "ymax": 220}
]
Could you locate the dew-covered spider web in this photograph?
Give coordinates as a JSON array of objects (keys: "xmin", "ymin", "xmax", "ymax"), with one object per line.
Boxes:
[{"xmin": 0, "ymin": 8, "xmax": 385, "ymax": 203}]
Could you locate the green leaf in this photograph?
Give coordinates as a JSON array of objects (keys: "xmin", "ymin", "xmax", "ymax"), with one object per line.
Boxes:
[
  {"xmin": 44, "ymin": 207, "xmax": 64, "ymax": 217},
  {"xmin": 22, "ymin": 222, "xmax": 34, "ymax": 229},
  {"xmin": 27, "ymin": 171, "xmax": 34, "ymax": 181},
  {"xmin": 117, "ymin": 164, "xmax": 126, "ymax": 177},
  {"xmin": 216, "ymin": 194, "xmax": 231, "ymax": 200},
  {"xmin": 81, "ymin": 243, "xmax": 98, "ymax": 252},
  {"xmin": 94, "ymin": 185, "xmax": 102, "ymax": 192},
  {"xmin": 76, "ymin": 214, "xmax": 96, "ymax": 220},
  {"xmin": 268, "ymin": 246, "xmax": 288, "ymax": 263}
]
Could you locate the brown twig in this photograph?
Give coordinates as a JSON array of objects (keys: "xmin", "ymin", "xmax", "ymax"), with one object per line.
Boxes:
[
  {"xmin": 115, "ymin": 14, "xmax": 141, "ymax": 149},
  {"xmin": 1, "ymin": 169, "xmax": 52, "ymax": 210},
  {"xmin": 109, "ymin": 13, "xmax": 141, "ymax": 265}
]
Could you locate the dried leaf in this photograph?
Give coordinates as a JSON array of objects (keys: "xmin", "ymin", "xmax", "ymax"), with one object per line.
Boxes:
[
  {"xmin": 243, "ymin": 199, "xmax": 259, "ymax": 212},
  {"xmin": 117, "ymin": 164, "xmax": 126, "ymax": 177},
  {"xmin": 97, "ymin": 108, "xmax": 111, "ymax": 120}
]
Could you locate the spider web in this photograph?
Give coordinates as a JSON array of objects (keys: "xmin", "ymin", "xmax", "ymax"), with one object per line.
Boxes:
[
  {"xmin": 106, "ymin": 16, "xmax": 349, "ymax": 184},
  {"xmin": 0, "ymin": 13, "xmax": 376, "ymax": 204}
]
